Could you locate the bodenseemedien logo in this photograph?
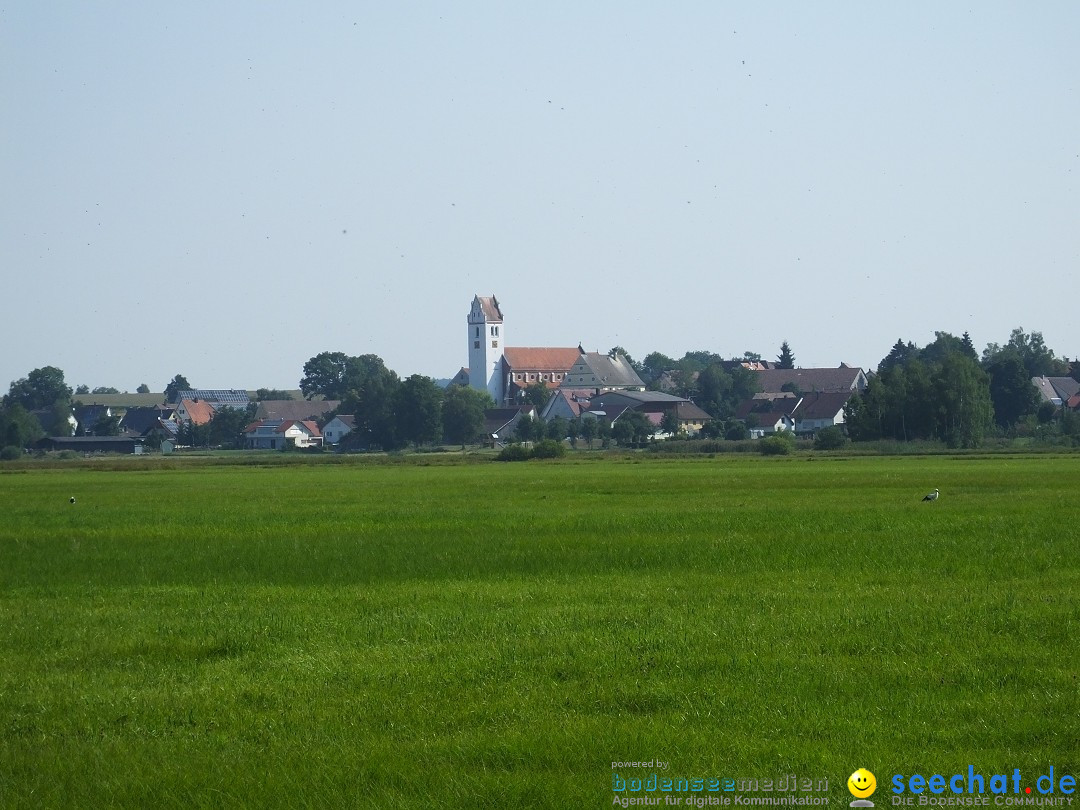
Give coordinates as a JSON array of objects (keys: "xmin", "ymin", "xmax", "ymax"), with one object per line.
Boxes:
[{"xmin": 849, "ymin": 768, "xmax": 878, "ymax": 808}]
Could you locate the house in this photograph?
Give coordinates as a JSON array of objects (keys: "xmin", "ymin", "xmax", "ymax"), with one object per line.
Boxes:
[
  {"xmin": 73, "ymin": 404, "xmax": 112, "ymax": 434},
  {"xmin": 560, "ymin": 352, "xmax": 645, "ymax": 392},
  {"xmin": 540, "ymin": 389, "xmax": 593, "ymax": 421},
  {"xmin": 243, "ymin": 419, "xmax": 323, "ymax": 450},
  {"xmin": 483, "ymin": 407, "xmax": 531, "ymax": 444},
  {"xmin": 735, "ymin": 398, "xmax": 797, "ymax": 437},
  {"xmin": 755, "ymin": 364, "xmax": 868, "ymax": 394},
  {"xmin": 585, "ymin": 390, "xmax": 713, "ymax": 435},
  {"xmin": 175, "ymin": 398, "xmax": 216, "ymax": 426},
  {"xmin": 322, "ymin": 414, "xmax": 355, "ymax": 446},
  {"xmin": 119, "ymin": 406, "xmax": 176, "ymax": 437},
  {"xmin": 790, "ymin": 392, "xmax": 854, "ymax": 435},
  {"xmin": 1032, "ymin": 376, "xmax": 1080, "ymax": 407}
]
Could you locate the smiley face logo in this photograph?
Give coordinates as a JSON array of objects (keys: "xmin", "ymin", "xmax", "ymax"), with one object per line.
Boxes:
[{"xmin": 848, "ymin": 768, "xmax": 877, "ymax": 799}]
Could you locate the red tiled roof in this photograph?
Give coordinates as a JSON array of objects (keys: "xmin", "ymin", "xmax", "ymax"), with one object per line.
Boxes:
[
  {"xmin": 179, "ymin": 398, "xmax": 215, "ymax": 425},
  {"xmin": 503, "ymin": 347, "xmax": 581, "ymax": 372}
]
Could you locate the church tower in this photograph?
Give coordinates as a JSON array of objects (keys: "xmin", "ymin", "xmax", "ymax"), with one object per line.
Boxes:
[{"xmin": 468, "ymin": 295, "xmax": 505, "ymax": 404}]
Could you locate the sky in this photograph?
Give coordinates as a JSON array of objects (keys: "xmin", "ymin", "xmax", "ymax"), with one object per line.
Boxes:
[{"xmin": 2, "ymin": 3, "xmax": 1078, "ymax": 392}]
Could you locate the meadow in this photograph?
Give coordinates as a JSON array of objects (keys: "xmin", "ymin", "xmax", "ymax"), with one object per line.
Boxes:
[{"xmin": 0, "ymin": 453, "xmax": 1078, "ymax": 808}]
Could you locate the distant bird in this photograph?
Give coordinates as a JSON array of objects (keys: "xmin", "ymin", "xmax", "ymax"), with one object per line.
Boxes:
[
  {"xmin": 69, "ymin": 496, "xmax": 76, "ymax": 504},
  {"xmin": 922, "ymin": 489, "xmax": 939, "ymax": 502}
]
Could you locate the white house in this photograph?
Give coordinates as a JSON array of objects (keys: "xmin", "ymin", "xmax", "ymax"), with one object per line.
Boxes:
[
  {"xmin": 243, "ymin": 419, "xmax": 323, "ymax": 450},
  {"xmin": 322, "ymin": 414, "xmax": 355, "ymax": 445},
  {"xmin": 791, "ymin": 392, "xmax": 853, "ymax": 435}
]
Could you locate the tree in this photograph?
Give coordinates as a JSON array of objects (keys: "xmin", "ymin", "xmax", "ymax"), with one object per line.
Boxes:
[
  {"xmin": 256, "ymin": 388, "xmax": 294, "ymax": 401},
  {"xmin": 0, "ymin": 403, "xmax": 44, "ymax": 448},
  {"xmin": 545, "ymin": 415, "xmax": 569, "ymax": 441},
  {"xmin": 878, "ymin": 340, "xmax": 918, "ymax": 374},
  {"xmin": 299, "ymin": 352, "xmax": 352, "ymax": 400},
  {"xmin": 959, "ymin": 332, "xmax": 978, "ymax": 362},
  {"xmin": 777, "ymin": 341, "xmax": 795, "ymax": 369},
  {"xmin": 92, "ymin": 386, "xmax": 119, "ymax": 395},
  {"xmin": 984, "ymin": 351, "xmax": 1039, "ymax": 429},
  {"xmin": 394, "ymin": 375, "xmax": 443, "ymax": 447},
  {"xmin": 933, "ymin": 352, "xmax": 992, "ymax": 448},
  {"xmin": 521, "ymin": 381, "xmax": 551, "ymax": 413},
  {"xmin": 93, "ymin": 414, "xmax": 122, "ymax": 436},
  {"xmin": 612, "ymin": 409, "xmax": 653, "ymax": 446},
  {"xmin": 136, "ymin": 383, "xmax": 151, "ymax": 394},
  {"xmin": 164, "ymin": 375, "xmax": 191, "ymax": 403},
  {"xmin": 641, "ymin": 352, "xmax": 677, "ymax": 386},
  {"xmin": 75, "ymin": 385, "xmax": 90, "ymax": 395},
  {"xmin": 660, "ymin": 410, "xmax": 681, "ymax": 438},
  {"xmin": 207, "ymin": 404, "xmax": 256, "ymax": 449},
  {"xmin": 335, "ymin": 355, "xmax": 401, "ymax": 450},
  {"xmin": 579, "ymin": 416, "xmax": 598, "ymax": 448},
  {"xmin": 442, "ymin": 385, "xmax": 492, "ymax": 448},
  {"xmin": 6, "ymin": 366, "xmax": 72, "ymax": 412},
  {"xmin": 983, "ymin": 328, "xmax": 1066, "ymax": 378}
]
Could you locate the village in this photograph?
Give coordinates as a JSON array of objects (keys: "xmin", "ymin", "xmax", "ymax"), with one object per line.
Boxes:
[{"xmin": 2, "ymin": 294, "xmax": 1078, "ymax": 456}]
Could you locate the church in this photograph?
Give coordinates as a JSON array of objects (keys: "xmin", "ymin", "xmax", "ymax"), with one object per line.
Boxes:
[{"xmin": 457, "ymin": 294, "xmax": 644, "ymax": 408}]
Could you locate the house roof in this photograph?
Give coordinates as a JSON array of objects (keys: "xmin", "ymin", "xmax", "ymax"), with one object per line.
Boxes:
[
  {"xmin": 287, "ymin": 420, "xmax": 321, "ymax": 436},
  {"xmin": 583, "ymin": 352, "xmax": 645, "ymax": 388},
  {"xmin": 791, "ymin": 391, "xmax": 854, "ymax": 420},
  {"xmin": 483, "ymin": 407, "xmax": 527, "ymax": 436},
  {"xmin": 1047, "ymin": 377, "xmax": 1080, "ymax": 401},
  {"xmin": 736, "ymin": 397, "xmax": 795, "ymax": 420},
  {"xmin": 755, "ymin": 367, "xmax": 866, "ymax": 393},
  {"xmin": 326, "ymin": 414, "xmax": 356, "ymax": 428},
  {"xmin": 175, "ymin": 389, "xmax": 251, "ymax": 406},
  {"xmin": 73, "ymin": 404, "xmax": 109, "ymax": 426},
  {"xmin": 255, "ymin": 399, "xmax": 339, "ymax": 421},
  {"xmin": 178, "ymin": 398, "xmax": 215, "ymax": 425},
  {"xmin": 503, "ymin": 347, "xmax": 581, "ymax": 372},
  {"xmin": 671, "ymin": 401, "xmax": 714, "ymax": 421},
  {"xmin": 541, "ymin": 390, "xmax": 587, "ymax": 419},
  {"xmin": 244, "ymin": 418, "xmax": 321, "ymax": 436},
  {"xmin": 119, "ymin": 406, "xmax": 172, "ymax": 435}
]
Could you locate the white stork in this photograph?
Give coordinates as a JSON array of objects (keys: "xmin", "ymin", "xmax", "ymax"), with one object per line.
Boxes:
[{"xmin": 922, "ymin": 488, "xmax": 939, "ymax": 502}]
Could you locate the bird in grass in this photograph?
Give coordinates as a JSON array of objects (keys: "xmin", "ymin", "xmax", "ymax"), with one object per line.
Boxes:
[
  {"xmin": 69, "ymin": 496, "xmax": 76, "ymax": 504},
  {"xmin": 922, "ymin": 488, "xmax": 939, "ymax": 502}
]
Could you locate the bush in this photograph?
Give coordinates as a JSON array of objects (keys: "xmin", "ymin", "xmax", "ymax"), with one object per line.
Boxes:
[
  {"xmin": 813, "ymin": 426, "xmax": 847, "ymax": 450},
  {"xmin": 496, "ymin": 444, "xmax": 532, "ymax": 462},
  {"xmin": 0, "ymin": 445, "xmax": 22, "ymax": 460},
  {"xmin": 759, "ymin": 433, "xmax": 794, "ymax": 455},
  {"xmin": 531, "ymin": 439, "xmax": 566, "ymax": 459}
]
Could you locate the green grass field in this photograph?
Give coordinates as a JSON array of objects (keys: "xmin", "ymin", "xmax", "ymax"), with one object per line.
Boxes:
[{"xmin": 1, "ymin": 454, "xmax": 1078, "ymax": 808}]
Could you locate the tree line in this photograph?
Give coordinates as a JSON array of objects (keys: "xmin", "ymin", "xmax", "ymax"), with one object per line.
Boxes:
[{"xmin": 2, "ymin": 326, "xmax": 1077, "ymax": 456}]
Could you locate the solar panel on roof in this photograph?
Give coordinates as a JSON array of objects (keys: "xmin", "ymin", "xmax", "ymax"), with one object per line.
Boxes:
[{"xmin": 177, "ymin": 390, "xmax": 252, "ymax": 405}]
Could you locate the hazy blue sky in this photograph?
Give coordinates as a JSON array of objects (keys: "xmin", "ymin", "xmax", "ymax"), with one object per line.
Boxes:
[{"xmin": 3, "ymin": 3, "xmax": 1077, "ymax": 391}]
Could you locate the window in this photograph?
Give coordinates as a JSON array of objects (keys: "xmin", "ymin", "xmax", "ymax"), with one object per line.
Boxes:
[
  {"xmin": 475, "ymin": 327, "xmax": 480, "ymax": 338},
  {"xmin": 491, "ymin": 341, "xmax": 498, "ymax": 348},
  {"xmin": 474, "ymin": 341, "xmax": 480, "ymax": 349}
]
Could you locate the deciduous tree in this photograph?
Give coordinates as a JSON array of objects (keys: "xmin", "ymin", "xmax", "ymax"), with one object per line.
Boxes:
[
  {"xmin": 442, "ymin": 385, "xmax": 492, "ymax": 448},
  {"xmin": 6, "ymin": 366, "xmax": 72, "ymax": 412}
]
